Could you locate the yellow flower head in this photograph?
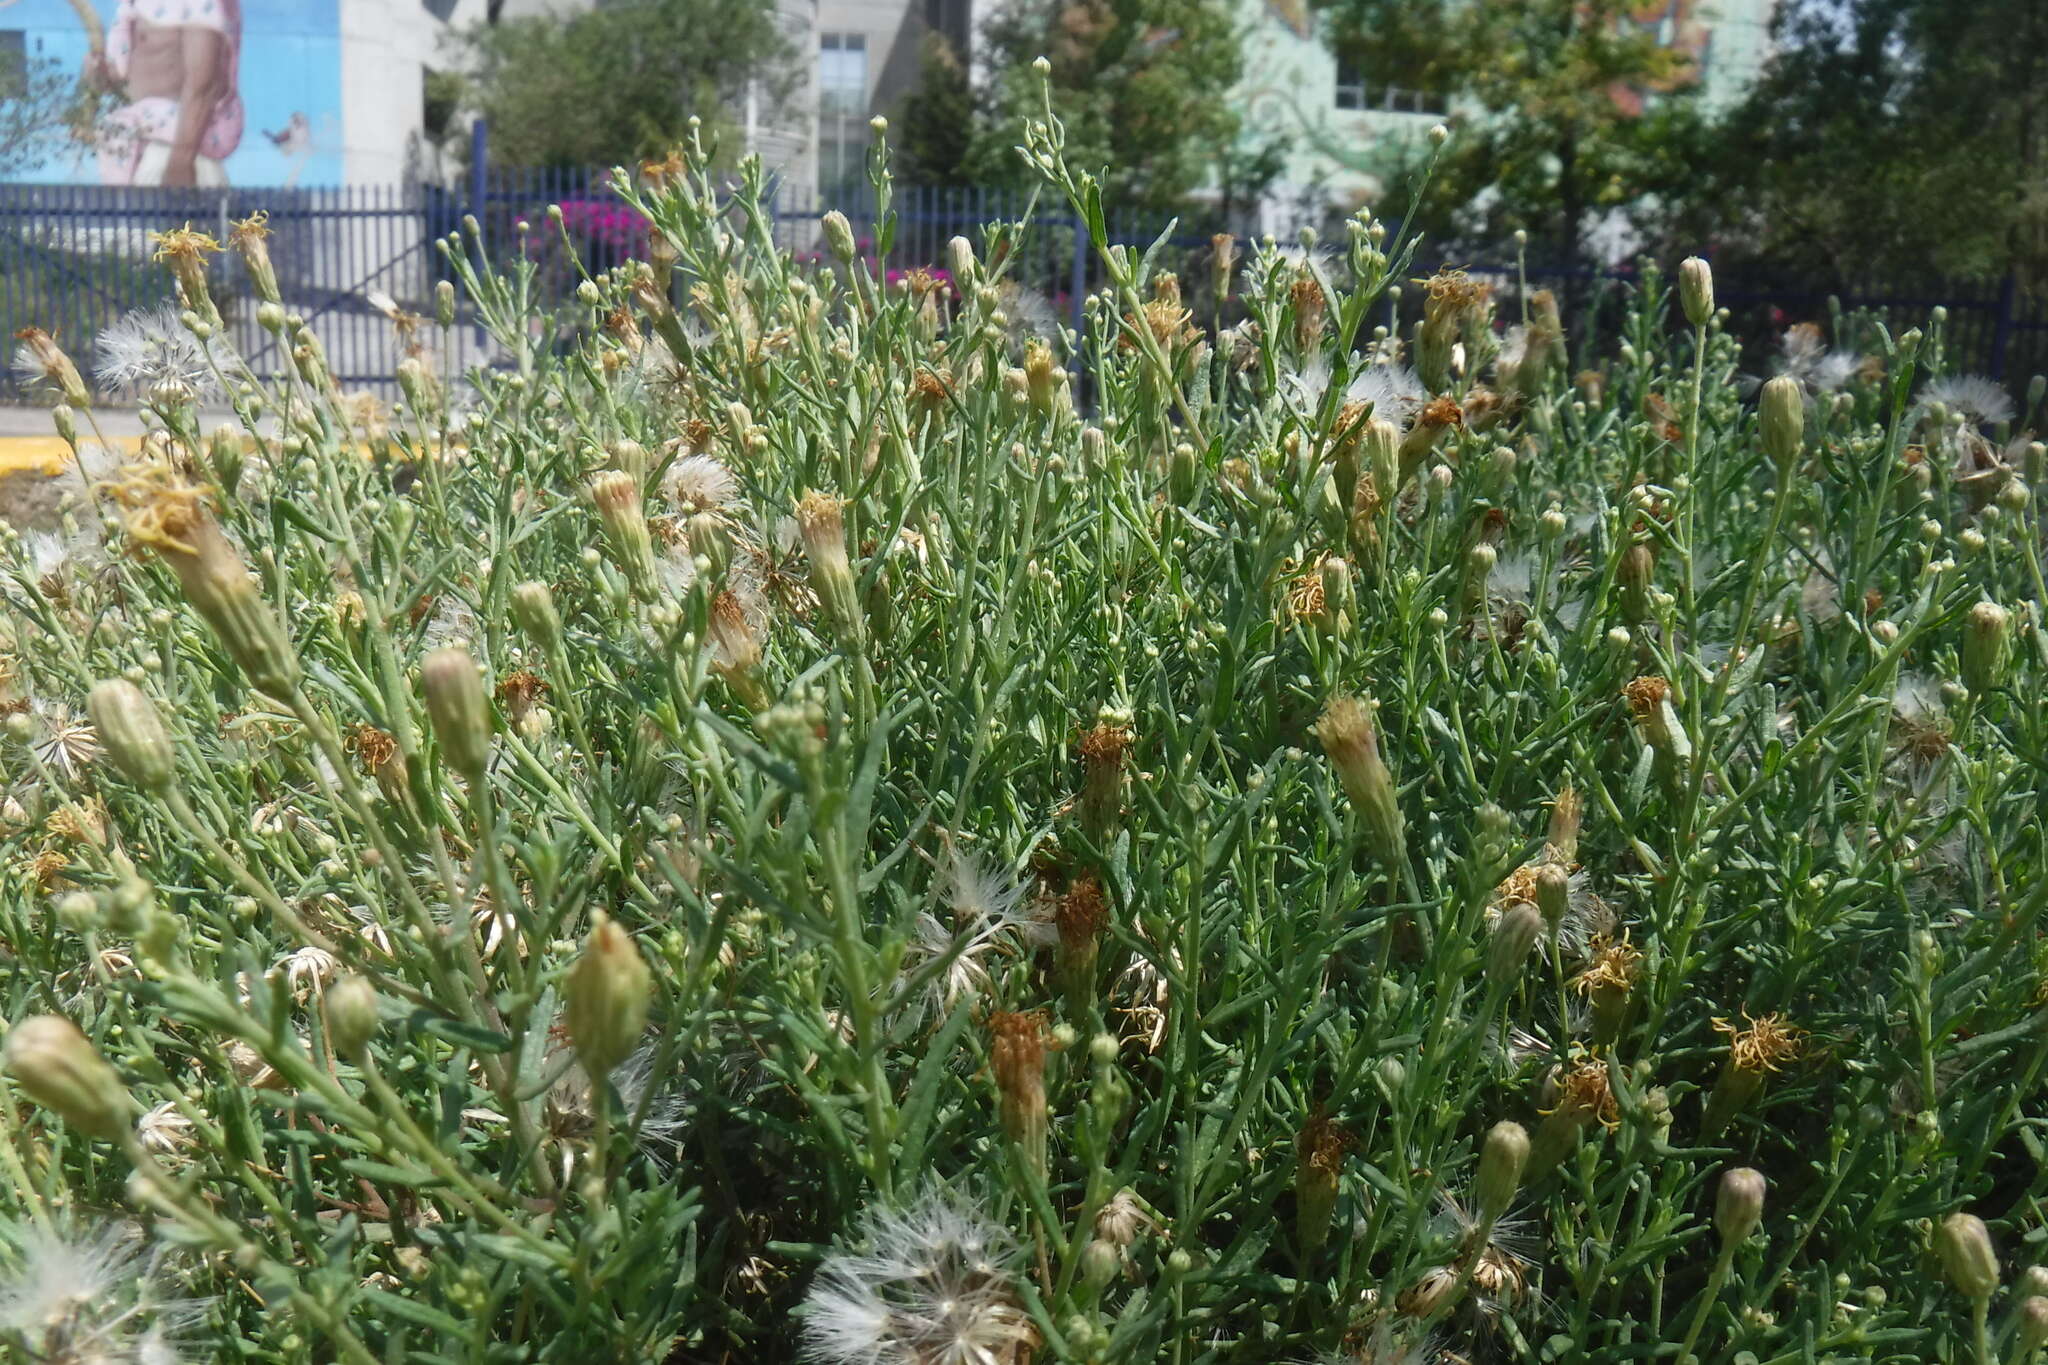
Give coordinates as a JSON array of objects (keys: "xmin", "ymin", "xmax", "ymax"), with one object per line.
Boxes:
[
  {"xmin": 150, "ymin": 224, "xmax": 223, "ymax": 265},
  {"xmin": 228, "ymin": 210, "xmax": 270, "ymax": 247},
  {"xmin": 1714, "ymin": 1011, "xmax": 1804, "ymax": 1073}
]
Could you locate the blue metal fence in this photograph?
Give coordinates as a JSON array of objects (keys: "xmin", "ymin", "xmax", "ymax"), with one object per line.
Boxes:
[{"xmin": 4, "ymin": 170, "xmax": 2044, "ymax": 401}]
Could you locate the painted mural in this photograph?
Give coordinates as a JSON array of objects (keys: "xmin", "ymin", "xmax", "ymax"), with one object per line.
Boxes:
[{"xmin": 0, "ymin": 0, "xmax": 341, "ymax": 185}]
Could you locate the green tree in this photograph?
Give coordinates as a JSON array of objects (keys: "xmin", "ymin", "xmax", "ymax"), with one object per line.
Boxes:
[
  {"xmin": 447, "ymin": 0, "xmax": 797, "ymax": 171},
  {"xmin": 1693, "ymin": 0, "xmax": 2048, "ymax": 284},
  {"xmin": 894, "ymin": 34, "xmax": 976, "ymax": 185},
  {"xmin": 963, "ymin": 0, "xmax": 1248, "ymax": 216},
  {"xmin": 1310, "ymin": 0, "xmax": 1699, "ymax": 266},
  {"xmin": 0, "ymin": 50, "xmax": 114, "ymax": 179}
]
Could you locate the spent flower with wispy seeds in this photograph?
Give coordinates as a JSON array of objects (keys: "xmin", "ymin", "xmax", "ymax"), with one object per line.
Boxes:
[{"xmin": 801, "ymin": 1187, "xmax": 1035, "ymax": 1365}]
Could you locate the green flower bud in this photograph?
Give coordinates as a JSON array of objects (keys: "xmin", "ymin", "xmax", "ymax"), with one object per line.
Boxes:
[
  {"xmin": 822, "ymin": 210, "xmax": 857, "ymax": 264},
  {"xmin": 435, "ymin": 280, "xmax": 457, "ymax": 328},
  {"xmin": 1679, "ymin": 257, "xmax": 1714, "ymax": 328},
  {"xmin": 590, "ymin": 471, "xmax": 658, "ymax": 597},
  {"xmin": 795, "ymin": 491, "xmax": 863, "ymax": 651},
  {"xmin": 511, "ymin": 580, "xmax": 562, "ymax": 652},
  {"xmin": 1487, "ymin": 902, "xmax": 1543, "ymax": 989},
  {"xmin": 1475, "ymin": 1120, "xmax": 1529, "ymax": 1223},
  {"xmin": 86, "ymin": 679, "xmax": 175, "ymax": 793},
  {"xmin": 1080, "ymin": 1238, "xmax": 1120, "ymax": 1291},
  {"xmin": 1962, "ymin": 601, "xmax": 2010, "ymax": 695},
  {"xmin": 207, "ymin": 423, "xmax": 244, "ymax": 491},
  {"xmin": 1535, "ymin": 862, "xmax": 1571, "ymax": 930},
  {"xmin": 2018, "ymin": 1297, "xmax": 2048, "ymax": 1354},
  {"xmin": 1715, "ymin": 1167, "xmax": 1765, "ymax": 1249},
  {"xmin": 1312, "ymin": 695, "xmax": 1403, "ymax": 873},
  {"xmin": 420, "ymin": 648, "xmax": 492, "ymax": 779},
  {"xmin": 564, "ymin": 912, "xmax": 651, "ymax": 1076},
  {"xmin": 159, "ymin": 518, "xmax": 300, "ymax": 698},
  {"xmin": 1760, "ymin": 375, "xmax": 1805, "ymax": 468},
  {"xmin": 324, "ymin": 975, "xmax": 380, "ymax": 1059},
  {"xmin": 1937, "ymin": 1212, "xmax": 1999, "ymax": 1299},
  {"xmin": 2, "ymin": 1014, "xmax": 132, "ymax": 1141}
]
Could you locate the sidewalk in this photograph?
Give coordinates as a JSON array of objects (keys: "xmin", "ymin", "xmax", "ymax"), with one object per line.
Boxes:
[{"xmin": 0, "ymin": 404, "xmax": 241, "ymax": 476}]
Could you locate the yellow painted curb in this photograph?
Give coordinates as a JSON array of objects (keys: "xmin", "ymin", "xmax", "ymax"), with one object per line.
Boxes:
[{"xmin": 0, "ymin": 436, "xmax": 145, "ymax": 478}]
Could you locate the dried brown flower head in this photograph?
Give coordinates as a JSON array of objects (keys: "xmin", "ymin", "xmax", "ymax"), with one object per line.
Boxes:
[
  {"xmin": 1055, "ymin": 873, "xmax": 1110, "ymax": 948},
  {"xmin": 1545, "ymin": 1056, "xmax": 1621, "ymax": 1129},
  {"xmin": 1419, "ymin": 395, "xmax": 1464, "ymax": 430},
  {"xmin": 347, "ymin": 723, "xmax": 400, "ymax": 775},
  {"xmin": 496, "ymin": 669, "xmax": 551, "ymax": 725},
  {"xmin": 1623, "ymin": 675, "xmax": 1671, "ymax": 717}
]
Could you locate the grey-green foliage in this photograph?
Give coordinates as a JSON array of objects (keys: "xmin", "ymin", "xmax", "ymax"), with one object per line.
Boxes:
[{"xmin": 0, "ymin": 96, "xmax": 2045, "ymax": 1365}]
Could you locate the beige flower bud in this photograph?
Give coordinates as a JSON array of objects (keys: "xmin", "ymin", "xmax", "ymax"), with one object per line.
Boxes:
[
  {"xmin": 1313, "ymin": 695, "xmax": 1403, "ymax": 870},
  {"xmin": 589, "ymin": 471, "xmax": 658, "ymax": 597},
  {"xmin": 420, "ymin": 648, "xmax": 492, "ymax": 779},
  {"xmin": 564, "ymin": 912, "xmax": 651, "ymax": 1076},
  {"xmin": 1937, "ymin": 1212, "xmax": 1999, "ymax": 1299},
  {"xmin": 159, "ymin": 517, "xmax": 301, "ymax": 698},
  {"xmin": 1962, "ymin": 601, "xmax": 2010, "ymax": 696},
  {"xmin": 2, "ymin": 1015, "xmax": 131, "ymax": 1141},
  {"xmin": 1487, "ymin": 902, "xmax": 1543, "ymax": 989},
  {"xmin": 1679, "ymin": 257, "xmax": 1714, "ymax": 329},
  {"xmin": 822, "ymin": 210, "xmax": 857, "ymax": 264},
  {"xmin": 1535, "ymin": 862, "xmax": 1571, "ymax": 930},
  {"xmin": 511, "ymin": 580, "xmax": 562, "ymax": 652},
  {"xmin": 1474, "ymin": 1120, "xmax": 1529, "ymax": 1223},
  {"xmin": 1715, "ymin": 1167, "xmax": 1765, "ymax": 1249},
  {"xmin": 796, "ymin": 491, "xmax": 863, "ymax": 651},
  {"xmin": 1760, "ymin": 375, "xmax": 1804, "ymax": 468},
  {"xmin": 87, "ymin": 679, "xmax": 175, "ymax": 793},
  {"xmin": 324, "ymin": 975, "xmax": 380, "ymax": 1059},
  {"xmin": 2018, "ymin": 1297, "xmax": 2048, "ymax": 1353}
]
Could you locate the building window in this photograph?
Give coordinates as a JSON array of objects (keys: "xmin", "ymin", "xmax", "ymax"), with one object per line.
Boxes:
[
  {"xmin": 818, "ymin": 32, "xmax": 870, "ymax": 207},
  {"xmin": 0, "ymin": 30, "xmax": 27, "ymax": 99},
  {"xmin": 1333, "ymin": 59, "xmax": 1446, "ymax": 116}
]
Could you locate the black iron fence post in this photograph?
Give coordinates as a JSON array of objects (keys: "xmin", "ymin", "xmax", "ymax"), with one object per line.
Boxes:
[{"xmin": 1990, "ymin": 269, "xmax": 2017, "ymax": 381}]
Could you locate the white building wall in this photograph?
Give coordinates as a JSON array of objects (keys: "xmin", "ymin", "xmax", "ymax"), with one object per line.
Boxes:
[{"xmin": 339, "ymin": 0, "xmax": 461, "ymax": 184}]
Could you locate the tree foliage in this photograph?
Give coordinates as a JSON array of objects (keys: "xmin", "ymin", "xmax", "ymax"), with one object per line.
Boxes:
[
  {"xmin": 446, "ymin": 0, "xmax": 797, "ymax": 171},
  {"xmin": 0, "ymin": 53, "xmax": 115, "ymax": 180},
  {"xmin": 1308, "ymin": 0, "xmax": 1701, "ymax": 264},
  {"xmin": 1693, "ymin": 0, "xmax": 2048, "ymax": 285},
  {"xmin": 956, "ymin": 0, "xmax": 1249, "ymax": 215}
]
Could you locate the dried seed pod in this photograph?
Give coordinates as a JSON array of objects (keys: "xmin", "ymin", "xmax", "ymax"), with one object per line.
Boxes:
[
  {"xmin": 989, "ymin": 1010, "xmax": 1051, "ymax": 1177},
  {"xmin": 1295, "ymin": 1108, "xmax": 1352, "ymax": 1252}
]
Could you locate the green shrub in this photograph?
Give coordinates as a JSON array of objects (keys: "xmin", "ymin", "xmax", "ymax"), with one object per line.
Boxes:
[{"xmin": 1, "ymin": 105, "xmax": 2045, "ymax": 1365}]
